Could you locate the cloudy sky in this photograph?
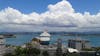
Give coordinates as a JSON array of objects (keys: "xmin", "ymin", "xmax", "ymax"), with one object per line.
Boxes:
[{"xmin": 0, "ymin": 0, "xmax": 100, "ymax": 32}]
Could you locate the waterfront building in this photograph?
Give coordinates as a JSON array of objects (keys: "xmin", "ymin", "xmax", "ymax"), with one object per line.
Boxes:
[
  {"xmin": 0, "ymin": 35, "xmax": 5, "ymax": 56},
  {"xmin": 38, "ymin": 30, "xmax": 51, "ymax": 45},
  {"xmin": 68, "ymin": 38, "xmax": 91, "ymax": 51}
]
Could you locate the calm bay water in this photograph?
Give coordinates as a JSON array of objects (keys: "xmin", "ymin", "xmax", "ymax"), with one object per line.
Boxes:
[{"xmin": 5, "ymin": 34, "xmax": 100, "ymax": 47}]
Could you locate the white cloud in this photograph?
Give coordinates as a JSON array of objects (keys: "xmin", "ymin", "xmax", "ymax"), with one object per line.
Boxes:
[
  {"xmin": 48, "ymin": 0, "xmax": 74, "ymax": 13},
  {"xmin": 0, "ymin": 0, "xmax": 100, "ymax": 32}
]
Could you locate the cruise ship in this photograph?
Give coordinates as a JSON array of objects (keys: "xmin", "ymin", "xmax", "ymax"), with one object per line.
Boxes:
[{"xmin": 38, "ymin": 30, "xmax": 51, "ymax": 45}]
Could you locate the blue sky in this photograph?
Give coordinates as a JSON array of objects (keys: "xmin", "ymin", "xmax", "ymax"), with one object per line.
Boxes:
[
  {"xmin": 0, "ymin": 0, "xmax": 100, "ymax": 32},
  {"xmin": 0, "ymin": 0, "xmax": 100, "ymax": 14}
]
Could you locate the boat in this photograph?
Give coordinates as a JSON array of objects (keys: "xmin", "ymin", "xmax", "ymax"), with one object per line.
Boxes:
[
  {"xmin": 3, "ymin": 34, "xmax": 16, "ymax": 38},
  {"xmin": 38, "ymin": 30, "xmax": 51, "ymax": 45}
]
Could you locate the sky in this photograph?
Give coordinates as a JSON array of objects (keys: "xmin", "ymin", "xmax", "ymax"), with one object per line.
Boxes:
[{"xmin": 0, "ymin": 0, "xmax": 100, "ymax": 32}]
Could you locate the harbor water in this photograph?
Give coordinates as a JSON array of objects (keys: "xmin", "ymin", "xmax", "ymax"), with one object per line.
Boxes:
[{"xmin": 5, "ymin": 33, "xmax": 100, "ymax": 47}]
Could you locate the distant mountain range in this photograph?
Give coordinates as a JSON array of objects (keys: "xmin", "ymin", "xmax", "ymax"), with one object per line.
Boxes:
[{"xmin": 0, "ymin": 31, "xmax": 100, "ymax": 35}]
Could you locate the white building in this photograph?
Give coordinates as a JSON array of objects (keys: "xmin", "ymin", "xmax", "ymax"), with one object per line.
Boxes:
[
  {"xmin": 0, "ymin": 35, "xmax": 5, "ymax": 56},
  {"xmin": 68, "ymin": 38, "xmax": 91, "ymax": 51}
]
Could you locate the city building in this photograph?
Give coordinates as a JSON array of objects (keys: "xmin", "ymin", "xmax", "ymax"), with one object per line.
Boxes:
[
  {"xmin": 0, "ymin": 35, "xmax": 5, "ymax": 56},
  {"xmin": 68, "ymin": 38, "xmax": 91, "ymax": 51}
]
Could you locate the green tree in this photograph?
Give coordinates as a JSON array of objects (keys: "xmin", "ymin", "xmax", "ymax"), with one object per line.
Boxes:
[
  {"xmin": 63, "ymin": 53, "xmax": 67, "ymax": 56},
  {"xmin": 14, "ymin": 46, "xmax": 22, "ymax": 55},
  {"xmin": 4, "ymin": 43, "xmax": 41, "ymax": 56},
  {"xmin": 27, "ymin": 48, "xmax": 40, "ymax": 56},
  {"xmin": 3, "ymin": 53, "xmax": 14, "ymax": 56},
  {"xmin": 42, "ymin": 51, "xmax": 49, "ymax": 56}
]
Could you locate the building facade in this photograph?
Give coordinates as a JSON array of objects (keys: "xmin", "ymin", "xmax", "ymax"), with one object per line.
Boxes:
[
  {"xmin": 0, "ymin": 35, "xmax": 5, "ymax": 56},
  {"xmin": 68, "ymin": 38, "xmax": 91, "ymax": 51}
]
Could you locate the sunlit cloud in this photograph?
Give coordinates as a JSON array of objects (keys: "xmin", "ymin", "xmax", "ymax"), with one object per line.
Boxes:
[{"xmin": 0, "ymin": 0, "xmax": 100, "ymax": 32}]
